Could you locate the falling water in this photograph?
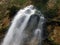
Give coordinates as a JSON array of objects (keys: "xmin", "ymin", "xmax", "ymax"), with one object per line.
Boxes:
[{"xmin": 1, "ymin": 5, "xmax": 45, "ymax": 45}]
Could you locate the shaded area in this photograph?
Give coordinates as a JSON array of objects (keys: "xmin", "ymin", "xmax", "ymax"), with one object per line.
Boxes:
[
  {"xmin": 7, "ymin": 6, "xmax": 20, "ymax": 18},
  {"xmin": 31, "ymin": 0, "xmax": 49, "ymax": 10}
]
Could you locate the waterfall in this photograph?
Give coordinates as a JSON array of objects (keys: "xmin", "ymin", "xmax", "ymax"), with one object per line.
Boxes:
[{"xmin": 1, "ymin": 5, "xmax": 45, "ymax": 45}]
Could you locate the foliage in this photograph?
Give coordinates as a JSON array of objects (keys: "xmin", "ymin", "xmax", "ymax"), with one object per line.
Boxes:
[
  {"xmin": 0, "ymin": 0, "xmax": 60, "ymax": 45},
  {"xmin": 8, "ymin": 6, "xmax": 20, "ymax": 18},
  {"xmin": 44, "ymin": 7, "xmax": 58, "ymax": 18},
  {"xmin": 17, "ymin": 0, "xmax": 27, "ymax": 4},
  {"xmin": 31, "ymin": 0, "xmax": 49, "ymax": 10}
]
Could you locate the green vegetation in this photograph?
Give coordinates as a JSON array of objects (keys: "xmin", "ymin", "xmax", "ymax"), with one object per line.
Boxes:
[
  {"xmin": 16, "ymin": 0, "xmax": 27, "ymax": 4},
  {"xmin": 31, "ymin": 0, "xmax": 48, "ymax": 10},
  {"xmin": 8, "ymin": 6, "xmax": 20, "ymax": 18},
  {"xmin": 0, "ymin": 0, "xmax": 60, "ymax": 45},
  {"xmin": 44, "ymin": 7, "xmax": 58, "ymax": 18}
]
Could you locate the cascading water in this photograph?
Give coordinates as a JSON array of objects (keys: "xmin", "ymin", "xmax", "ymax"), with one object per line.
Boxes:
[{"xmin": 1, "ymin": 5, "xmax": 46, "ymax": 45}]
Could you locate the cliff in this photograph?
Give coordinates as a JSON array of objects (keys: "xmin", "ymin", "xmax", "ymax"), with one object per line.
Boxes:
[{"xmin": 0, "ymin": 0, "xmax": 60, "ymax": 45}]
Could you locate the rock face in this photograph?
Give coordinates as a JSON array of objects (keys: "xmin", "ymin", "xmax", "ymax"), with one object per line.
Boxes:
[{"xmin": 0, "ymin": 0, "xmax": 60, "ymax": 45}]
